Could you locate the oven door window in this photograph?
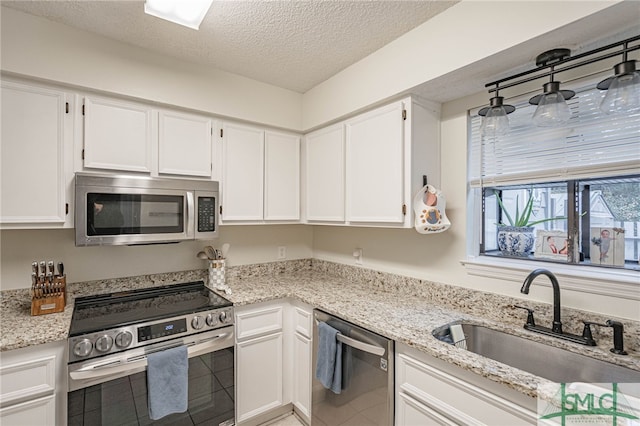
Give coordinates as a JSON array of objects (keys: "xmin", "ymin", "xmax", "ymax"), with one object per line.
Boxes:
[
  {"xmin": 68, "ymin": 349, "xmax": 234, "ymax": 426},
  {"xmin": 87, "ymin": 193, "xmax": 184, "ymax": 236}
]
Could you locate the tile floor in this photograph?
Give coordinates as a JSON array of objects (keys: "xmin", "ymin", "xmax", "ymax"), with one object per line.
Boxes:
[{"xmin": 263, "ymin": 413, "xmax": 305, "ymax": 426}]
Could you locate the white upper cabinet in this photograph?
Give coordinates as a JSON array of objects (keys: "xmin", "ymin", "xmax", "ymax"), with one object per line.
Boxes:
[
  {"xmin": 264, "ymin": 131, "xmax": 300, "ymax": 221},
  {"xmin": 304, "ymin": 124, "xmax": 345, "ymax": 222},
  {"xmin": 346, "ymin": 101, "xmax": 405, "ymax": 224},
  {"xmin": 221, "ymin": 123, "xmax": 300, "ymax": 223},
  {"xmin": 83, "ymin": 96, "xmax": 152, "ymax": 173},
  {"xmin": 158, "ymin": 110, "xmax": 213, "ymax": 177},
  {"xmin": 221, "ymin": 122, "xmax": 265, "ymax": 221},
  {"xmin": 303, "ymin": 97, "xmax": 440, "ymax": 228},
  {"xmin": 1, "ymin": 80, "xmax": 73, "ymax": 228}
]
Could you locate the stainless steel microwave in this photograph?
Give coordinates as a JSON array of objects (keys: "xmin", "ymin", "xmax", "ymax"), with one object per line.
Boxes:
[{"xmin": 75, "ymin": 173, "xmax": 218, "ymax": 246}]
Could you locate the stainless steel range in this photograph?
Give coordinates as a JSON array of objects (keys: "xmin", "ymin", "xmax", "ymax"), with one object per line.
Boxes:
[{"xmin": 67, "ymin": 281, "xmax": 235, "ymax": 426}]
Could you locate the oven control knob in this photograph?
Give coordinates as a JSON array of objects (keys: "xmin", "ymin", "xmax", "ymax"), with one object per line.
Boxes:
[
  {"xmin": 115, "ymin": 331, "xmax": 133, "ymax": 348},
  {"xmin": 192, "ymin": 315, "xmax": 205, "ymax": 330},
  {"xmin": 219, "ymin": 311, "xmax": 228, "ymax": 323},
  {"xmin": 206, "ymin": 313, "xmax": 218, "ymax": 327},
  {"xmin": 73, "ymin": 339, "xmax": 93, "ymax": 357},
  {"xmin": 95, "ymin": 335, "xmax": 113, "ymax": 353}
]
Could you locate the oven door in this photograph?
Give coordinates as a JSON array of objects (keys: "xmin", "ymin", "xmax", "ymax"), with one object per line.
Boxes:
[{"xmin": 68, "ymin": 328, "xmax": 234, "ymax": 426}]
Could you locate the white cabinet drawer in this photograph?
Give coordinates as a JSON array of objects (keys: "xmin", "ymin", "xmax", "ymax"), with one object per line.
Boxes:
[
  {"xmin": 0, "ymin": 356, "xmax": 56, "ymax": 408},
  {"xmin": 293, "ymin": 307, "xmax": 312, "ymax": 339},
  {"xmin": 397, "ymin": 354, "xmax": 534, "ymax": 425},
  {"xmin": 235, "ymin": 305, "xmax": 283, "ymax": 341},
  {"xmin": 0, "ymin": 395, "xmax": 55, "ymax": 426}
]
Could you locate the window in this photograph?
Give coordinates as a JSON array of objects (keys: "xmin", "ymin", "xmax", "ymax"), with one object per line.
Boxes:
[{"xmin": 469, "ymin": 77, "xmax": 640, "ymax": 272}]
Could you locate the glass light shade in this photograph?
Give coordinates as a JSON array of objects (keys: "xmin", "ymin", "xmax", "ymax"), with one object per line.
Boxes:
[
  {"xmin": 600, "ymin": 71, "xmax": 640, "ymax": 114},
  {"xmin": 481, "ymin": 106, "xmax": 510, "ymax": 137},
  {"xmin": 145, "ymin": 0, "xmax": 214, "ymax": 30},
  {"xmin": 532, "ymin": 91, "xmax": 571, "ymax": 127}
]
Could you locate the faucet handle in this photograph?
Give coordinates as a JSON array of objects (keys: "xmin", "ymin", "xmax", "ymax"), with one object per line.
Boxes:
[
  {"xmin": 580, "ymin": 321, "xmax": 601, "ymax": 345},
  {"xmin": 513, "ymin": 305, "xmax": 536, "ymax": 327},
  {"xmin": 583, "ymin": 320, "xmax": 627, "ymax": 355}
]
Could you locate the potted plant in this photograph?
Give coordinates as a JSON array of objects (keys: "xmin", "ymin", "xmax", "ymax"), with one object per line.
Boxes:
[{"xmin": 494, "ymin": 190, "xmax": 566, "ymax": 257}]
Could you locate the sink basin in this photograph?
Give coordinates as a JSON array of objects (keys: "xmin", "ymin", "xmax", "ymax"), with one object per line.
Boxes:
[{"xmin": 434, "ymin": 323, "xmax": 640, "ymax": 384}]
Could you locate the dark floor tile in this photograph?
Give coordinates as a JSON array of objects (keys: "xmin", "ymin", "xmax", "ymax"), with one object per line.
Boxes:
[
  {"xmin": 188, "ymin": 389, "xmax": 234, "ymax": 425},
  {"xmin": 193, "ymin": 409, "xmax": 235, "ymax": 426},
  {"xmin": 68, "ymin": 390, "xmax": 85, "ymax": 417},
  {"xmin": 214, "ymin": 367, "xmax": 234, "ymax": 389}
]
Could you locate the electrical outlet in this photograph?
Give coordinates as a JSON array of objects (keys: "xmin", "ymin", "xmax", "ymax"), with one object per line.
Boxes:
[
  {"xmin": 278, "ymin": 246, "xmax": 287, "ymax": 260},
  {"xmin": 353, "ymin": 248, "xmax": 363, "ymax": 265}
]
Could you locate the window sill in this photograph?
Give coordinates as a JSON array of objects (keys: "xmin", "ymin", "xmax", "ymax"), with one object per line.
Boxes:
[{"xmin": 461, "ymin": 256, "xmax": 639, "ymax": 300}]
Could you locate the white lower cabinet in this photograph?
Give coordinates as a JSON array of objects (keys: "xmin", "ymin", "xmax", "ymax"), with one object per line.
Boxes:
[
  {"xmin": 291, "ymin": 304, "xmax": 312, "ymax": 423},
  {"xmin": 235, "ymin": 302, "xmax": 286, "ymax": 424},
  {"xmin": 395, "ymin": 342, "xmax": 536, "ymax": 426},
  {"xmin": 0, "ymin": 341, "xmax": 67, "ymax": 426}
]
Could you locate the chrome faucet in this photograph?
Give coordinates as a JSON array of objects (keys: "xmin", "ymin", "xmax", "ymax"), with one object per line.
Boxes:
[
  {"xmin": 518, "ymin": 268, "xmax": 596, "ymax": 346},
  {"xmin": 520, "ymin": 269, "xmax": 563, "ymax": 333}
]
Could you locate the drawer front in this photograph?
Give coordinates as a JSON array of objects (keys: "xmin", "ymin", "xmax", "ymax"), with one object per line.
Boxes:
[
  {"xmin": 0, "ymin": 356, "xmax": 56, "ymax": 408},
  {"xmin": 293, "ymin": 307, "xmax": 312, "ymax": 338},
  {"xmin": 397, "ymin": 354, "xmax": 534, "ymax": 425},
  {"xmin": 0, "ymin": 395, "xmax": 56, "ymax": 426},
  {"xmin": 235, "ymin": 305, "xmax": 283, "ymax": 341}
]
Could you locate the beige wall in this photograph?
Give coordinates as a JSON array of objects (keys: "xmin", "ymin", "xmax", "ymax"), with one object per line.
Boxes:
[
  {"xmin": 0, "ymin": 7, "xmax": 303, "ymax": 131},
  {"xmin": 0, "ymin": 225, "xmax": 313, "ymax": 290},
  {"xmin": 302, "ymin": 0, "xmax": 622, "ymax": 129}
]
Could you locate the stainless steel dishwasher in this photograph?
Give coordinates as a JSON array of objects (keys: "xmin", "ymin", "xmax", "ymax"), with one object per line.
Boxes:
[{"xmin": 312, "ymin": 309, "xmax": 394, "ymax": 426}]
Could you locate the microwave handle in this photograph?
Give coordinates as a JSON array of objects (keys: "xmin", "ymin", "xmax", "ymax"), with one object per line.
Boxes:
[{"xmin": 186, "ymin": 192, "xmax": 195, "ymax": 239}]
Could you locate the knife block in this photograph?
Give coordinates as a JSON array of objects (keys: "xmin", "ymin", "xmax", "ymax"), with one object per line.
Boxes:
[{"xmin": 31, "ymin": 275, "xmax": 67, "ymax": 316}]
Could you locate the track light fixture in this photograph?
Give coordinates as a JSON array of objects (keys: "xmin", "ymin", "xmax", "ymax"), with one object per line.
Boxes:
[
  {"xmin": 481, "ymin": 35, "xmax": 640, "ymax": 130},
  {"xmin": 529, "ymin": 49, "xmax": 576, "ymax": 127},
  {"xmin": 597, "ymin": 41, "xmax": 640, "ymax": 114},
  {"xmin": 478, "ymin": 89, "xmax": 515, "ymax": 137}
]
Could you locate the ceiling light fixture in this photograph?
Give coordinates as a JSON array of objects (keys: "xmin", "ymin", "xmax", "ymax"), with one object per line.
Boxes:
[
  {"xmin": 529, "ymin": 49, "xmax": 575, "ymax": 127},
  {"xmin": 597, "ymin": 41, "xmax": 640, "ymax": 114},
  {"xmin": 480, "ymin": 35, "xmax": 640, "ymax": 131},
  {"xmin": 144, "ymin": 0, "xmax": 214, "ymax": 30},
  {"xmin": 478, "ymin": 89, "xmax": 515, "ymax": 137}
]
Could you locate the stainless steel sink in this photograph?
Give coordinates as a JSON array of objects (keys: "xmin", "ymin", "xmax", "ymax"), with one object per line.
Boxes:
[{"xmin": 434, "ymin": 323, "xmax": 640, "ymax": 383}]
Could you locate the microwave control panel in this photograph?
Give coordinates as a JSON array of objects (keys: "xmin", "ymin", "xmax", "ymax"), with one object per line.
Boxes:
[{"xmin": 197, "ymin": 196, "xmax": 216, "ymax": 232}]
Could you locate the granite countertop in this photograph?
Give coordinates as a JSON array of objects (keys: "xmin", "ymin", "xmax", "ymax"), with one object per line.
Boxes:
[{"xmin": 1, "ymin": 260, "xmax": 638, "ymax": 401}]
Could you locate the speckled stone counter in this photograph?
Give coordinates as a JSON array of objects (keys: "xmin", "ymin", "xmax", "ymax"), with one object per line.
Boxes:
[{"xmin": 1, "ymin": 259, "xmax": 638, "ymax": 400}]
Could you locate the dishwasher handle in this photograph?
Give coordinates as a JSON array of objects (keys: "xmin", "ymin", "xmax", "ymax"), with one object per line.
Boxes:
[
  {"xmin": 315, "ymin": 318, "xmax": 386, "ymax": 356},
  {"xmin": 337, "ymin": 333, "xmax": 385, "ymax": 356}
]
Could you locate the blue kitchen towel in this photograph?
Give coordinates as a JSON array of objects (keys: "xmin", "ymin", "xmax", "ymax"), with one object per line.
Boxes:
[
  {"xmin": 315, "ymin": 321, "xmax": 343, "ymax": 394},
  {"xmin": 147, "ymin": 345, "xmax": 189, "ymax": 420}
]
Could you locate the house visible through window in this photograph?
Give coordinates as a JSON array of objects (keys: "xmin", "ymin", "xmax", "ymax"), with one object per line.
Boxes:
[{"xmin": 469, "ymin": 76, "xmax": 640, "ymax": 271}]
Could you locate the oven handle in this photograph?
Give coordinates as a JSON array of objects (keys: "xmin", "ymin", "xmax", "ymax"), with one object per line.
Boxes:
[
  {"xmin": 69, "ymin": 331, "xmax": 232, "ymax": 381},
  {"xmin": 315, "ymin": 319, "xmax": 385, "ymax": 356}
]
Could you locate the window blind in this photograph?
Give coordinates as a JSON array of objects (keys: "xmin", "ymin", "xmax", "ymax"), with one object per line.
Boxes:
[{"xmin": 469, "ymin": 79, "xmax": 640, "ymax": 188}]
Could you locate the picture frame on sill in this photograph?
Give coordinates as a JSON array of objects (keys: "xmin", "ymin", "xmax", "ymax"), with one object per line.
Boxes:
[
  {"xmin": 534, "ymin": 230, "xmax": 569, "ymax": 261},
  {"xmin": 590, "ymin": 227, "xmax": 625, "ymax": 266}
]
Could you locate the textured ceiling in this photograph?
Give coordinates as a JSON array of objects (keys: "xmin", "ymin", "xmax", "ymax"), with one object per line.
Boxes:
[{"xmin": 2, "ymin": 0, "xmax": 458, "ymax": 93}]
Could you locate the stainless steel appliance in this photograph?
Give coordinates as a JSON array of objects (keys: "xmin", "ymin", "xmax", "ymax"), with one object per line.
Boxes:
[
  {"xmin": 312, "ymin": 310, "xmax": 394, "ymax": 426},
  {"xmin": 75, "ymin": 173, "xmax": 219, "ymax": 246},
  {"xmin": 67, "ymin": 281, "xmax": 235, "ymax": 426}
]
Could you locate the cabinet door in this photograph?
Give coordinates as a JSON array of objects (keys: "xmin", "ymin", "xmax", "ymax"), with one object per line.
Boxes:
[
  {"xmin": 293, "ymin": 333, "xmax": 311, "ymax": 421},
  {"xmin": 305, "ymin": 124, "xmax": 345, "ymax": 222},
  {"xmin": 158, "ymin": 110, "xmax": 212, "ymax": 177},
  {"xmin": 1, "ymin": 81, "xmax": 70, "ymax": 226},
  {"xmin": 83, "ymin": 96, "xmax": 152, "ymax": 172},
  {"xmin": 236, "ymin": 332, "xmax": 284, "ymax": 423},
  {"xmin": 264, "ymin": 131, "xmax": 300, "ymax": 221},
  {"xmin": 221, "ymin": 122, "xmax": 264, "ymax": 221},
  {"xmin": 346, "ymin": 101, "xmax": 405, "ymax": 223}
]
